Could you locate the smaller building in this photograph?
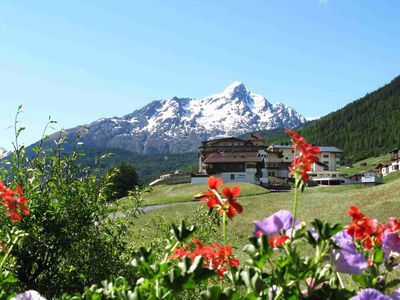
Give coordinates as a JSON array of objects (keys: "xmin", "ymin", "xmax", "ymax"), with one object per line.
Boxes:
[
  {"xmin": 308, "ymin": 171, "xmax": 352, "ymax": 185},
  {"xmin": 375, "ymin": 162, "xmax": 391, "ymax": 176},
  {"xmin": 149, "ymin": 171, "xmax": 191, "ymax": 186},
  {"xmin": 360, "ymin": 170, "xmax": 382, "ymax": 185}
]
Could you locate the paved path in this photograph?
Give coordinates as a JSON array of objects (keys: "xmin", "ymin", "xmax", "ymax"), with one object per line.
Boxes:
[{"xmin": 109, "ymin": 189, "xmax": 293, "ymax": 220}]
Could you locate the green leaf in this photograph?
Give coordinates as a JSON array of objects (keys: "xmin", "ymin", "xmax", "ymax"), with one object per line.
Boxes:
[
  {"xmin": 373, "ymin": 248, "xmax": 384, "ymax": 265},
  {"xmin": 352, "ymin": 274, "xmax": 369, "ymax": 288}
]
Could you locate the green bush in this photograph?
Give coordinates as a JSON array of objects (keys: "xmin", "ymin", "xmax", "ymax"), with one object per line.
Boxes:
[{"xmin": 0, "ymin": 109, "xmax": 141, "ymax": 297}]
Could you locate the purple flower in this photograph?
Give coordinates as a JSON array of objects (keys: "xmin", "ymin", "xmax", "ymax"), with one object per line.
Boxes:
[
  {"xmin": 382, "ymin": 230, "xmax": 400, "ymax": 261},
  {"xmin": 309, "ymin": 226, "xmax": 319, "ymax": 242},
  {"xmin": 331, "ymin": 230, "xmax": 368, "ymax": 274},
  {"xmin": 350, "ymin": 288, "xmax": 391, "ymax": 300},
  {"xmin": 13, "ymin": 290, "xmax": 46, "ymax": 300},
  {"xmin": 391, "ymin": 290, "xmax": 400, "ymax": 300},
  {"xmin": 253, "ymin": 210, "xmax": 300, "ymax": 237}
]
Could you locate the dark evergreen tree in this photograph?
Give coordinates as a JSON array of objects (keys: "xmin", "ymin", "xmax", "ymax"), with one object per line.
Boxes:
[{"xmin": 104, "ymin": 163, "xmax": 139, "ymax": 201}]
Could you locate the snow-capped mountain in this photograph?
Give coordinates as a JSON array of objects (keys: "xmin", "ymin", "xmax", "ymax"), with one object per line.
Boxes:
[
  {"xmin": 0, "ymin": 147, "xmax": 8, "ymax": 159},
  {"xmin": 53, "ymin": 82, "xmax": 306, "ymax": 153}
]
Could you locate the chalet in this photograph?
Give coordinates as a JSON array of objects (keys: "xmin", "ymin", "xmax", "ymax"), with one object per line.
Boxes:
[
  {"xmin": 198, "ymin": 135, "xmax": 268, "ymax": 184},
  {"xmin": 360, "ymin": 170, "xmax": 382, "ymax": 185},
  {"xmin": 375, "ymin": 162, "xmax": 391, "ymax": 176},
  {"xmin": 202, "ymin": 151, "xmax": 267, "ymax": 183},
  {"xmin": 374, "ymin": 147, "xmax": 400, "ymax": 176}
]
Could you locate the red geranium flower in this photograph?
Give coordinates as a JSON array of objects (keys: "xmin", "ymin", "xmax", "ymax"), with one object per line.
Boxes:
[
  {"xmin": 222, "ymin": 186, "xmax": 243, "ymax": 219},
  {"xmin": 208, "ymin": 176, "xmax": 222, "ymax": 190},
  {"xmin": 195, "ymin": 176, "xmax": 242, "ymax": 219},
  {"xmin": 346, "ymin": 205, "xmax": 384, "ymax": 250},
  {"xmin": 269, "ymin": 235, "xmax": 290, "ymax": 248},
  {"xmin": 284, "ymin": 130, "xmax": 320, "ymax": 182},
  {"xmin": 170, "ymin": 238, "xmax": 240, "ymax": 280},
  {"xmin": 0, "ymin": 182, "xmax": 30, "ymax": 222}
]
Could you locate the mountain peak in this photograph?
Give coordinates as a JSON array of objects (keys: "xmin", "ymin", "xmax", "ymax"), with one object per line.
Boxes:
[{"xmin": 222, "ymin": 81, "xmax": 249, "ymax": 98}]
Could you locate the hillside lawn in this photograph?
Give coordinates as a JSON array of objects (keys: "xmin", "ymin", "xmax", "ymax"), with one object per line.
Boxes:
[
  {"xmin": 119, "ymin": 182, "xmax": 269, "ymax": 207},
  {"xmin": 127, "ymin": 175, "xmax": 400, "ymax": 260},
  {"xmin": 338, "ymin": 153, "xmax": 390, "ymax": 175}
]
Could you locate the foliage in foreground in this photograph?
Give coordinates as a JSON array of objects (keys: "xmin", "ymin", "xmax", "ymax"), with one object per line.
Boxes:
[{"xmin": 3, "ymin": 120, "xmax": 400, "ymax": 299}]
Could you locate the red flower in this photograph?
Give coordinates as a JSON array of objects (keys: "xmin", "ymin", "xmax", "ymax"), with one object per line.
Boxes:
[
  {"xmin": 348, "ymin": 205, "xmax": 365, "ymax": 222},
  {"xmin": 170, "ymin": 238, "xmax": 240, "ymax": 280},
  {"xmin": 0, "ymin": 182, "xmax": 30, "ymax": 222},
  {"xmin": 208, "ymin": 176, "xmax": 222, "ymax": 190},
  {"xmin": 195, "ymin": 177, "xmax": 242, "ymax": 219},
  {"xmin": 284, "ymin": 130, "xmax": 320, "ymax": 182},
  {"xmin": 269, "ymin": 235, "xmax": 290, "ymax": 248},
  {"xmin": 346, "ymin": 205, "xmax": 384, "ymax": 250},
  {"xmin": 222, "ymin": 186, "xmax": 243, "ymax": 219}
]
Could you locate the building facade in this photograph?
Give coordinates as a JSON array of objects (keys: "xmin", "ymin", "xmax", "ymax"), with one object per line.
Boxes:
[{"xmin": 198, "ymin": 135, "xmax": 268, "ymax": 184}]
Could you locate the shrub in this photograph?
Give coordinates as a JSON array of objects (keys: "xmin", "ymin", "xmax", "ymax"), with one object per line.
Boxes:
[{"xmin": 0, "ymin": 109, "xmax": 141, "ymax": 297}]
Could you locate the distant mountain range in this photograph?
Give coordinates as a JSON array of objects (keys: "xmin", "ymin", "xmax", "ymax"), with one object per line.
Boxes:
[{"xmin": 51, "ymin": 82, "xmax": 306, "ymax": 154}]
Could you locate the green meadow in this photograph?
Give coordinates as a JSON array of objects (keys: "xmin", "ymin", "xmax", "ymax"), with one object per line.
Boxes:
[{"xmin": 128, "ymin": 175, "xmax": 400, "ymax": 260}]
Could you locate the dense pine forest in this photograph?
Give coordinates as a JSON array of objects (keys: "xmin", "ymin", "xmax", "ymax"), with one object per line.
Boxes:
[
  {"xmin": 78, "ymin": 147, "xmax": 198, "ymax": 184},
  {"xmin": 267, "ymin": 75, "xmax": 400, "ymax": 163}
]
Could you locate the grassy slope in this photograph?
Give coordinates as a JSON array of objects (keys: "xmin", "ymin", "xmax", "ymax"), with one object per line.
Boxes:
[
  {"xmin": 121, "ymin": 182, "xmax": 269, "ymax": 206},
  {"xmin": 338, "ymin": 153, "xmax": 391, "ymax": 175},
  {"xmin": 131, "ymin": 178, "xmax": 400, "ymax": 259}
]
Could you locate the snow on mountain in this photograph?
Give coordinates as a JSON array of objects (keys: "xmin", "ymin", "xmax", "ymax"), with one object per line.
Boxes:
[
  {"xmin": 57, "ymin": 82, "xmax": 306, "ymax": 153},
  {"xmin": 0, "ymin": 147, "xmax": 8, "ymax": 159}
]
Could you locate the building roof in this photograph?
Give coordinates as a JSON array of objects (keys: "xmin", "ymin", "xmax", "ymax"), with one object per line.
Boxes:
[
  {"xmin": 375, "ymin": 161, "xmax": 392, "ymax": 168},
  {"xmin": 203, "ymin": 152, "xmax": 264, "ymax": 163},
  {"xmin": 318, "ymin": 146, "xmax": 343, "ymax": 153},
  {"xmin": 268, "ymin": 144, "xmax": 293, "ymax": 149},
  {"xmin": 201, "ymin": 136, "xmax": 247, "ymax": 144}
]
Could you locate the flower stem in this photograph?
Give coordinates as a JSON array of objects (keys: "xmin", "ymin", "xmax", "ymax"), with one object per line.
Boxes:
[
  {"xmin": 0, "ymin": 236, "xmax": 19, "ymax": 270},
  {"xmin": 291, "ymin": 173, "xmax": 300, "ymax": 238},
  {"xmin": 222, "ymin": 212, "xmax": 237, "ymax": 289},
  {"xmin": 223, "ymin": 212, "xmax": 228, "ymax": 246}
]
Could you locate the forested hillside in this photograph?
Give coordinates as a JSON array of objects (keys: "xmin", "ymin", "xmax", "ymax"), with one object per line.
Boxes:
[
  {"xmin": 268, "ymin": 75, "xmax": 400, "ymax": 162},
  {"xmin": 78, "ymin": 148, "xmax": 198, "ymax": 184}
]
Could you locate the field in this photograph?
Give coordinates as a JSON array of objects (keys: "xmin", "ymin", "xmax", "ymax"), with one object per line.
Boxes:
[
  {"xmin": 119, "ymin": 181, "xmax": 269, "ymax": 206},
  {"xmin": 128, "ymin": 175, "xmax": 400, "ymax": 260},
  {"xmin": 338, "ymin": 153, "xmax": 390, "ymax": 175}
]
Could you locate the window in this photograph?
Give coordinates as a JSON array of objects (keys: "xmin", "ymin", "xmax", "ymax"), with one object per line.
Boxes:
[
  {"xmin": 323, "ymin": 154, "xmax": 329, "ymax": 158},
  {"xmin": 230, "ymin": 174, "xmax": 235, "ymax": 180}
]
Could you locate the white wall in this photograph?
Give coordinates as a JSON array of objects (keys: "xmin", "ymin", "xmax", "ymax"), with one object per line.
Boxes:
[{"xmin": 191, "ymin": 176, "xmax": 209, "ymax": 185}]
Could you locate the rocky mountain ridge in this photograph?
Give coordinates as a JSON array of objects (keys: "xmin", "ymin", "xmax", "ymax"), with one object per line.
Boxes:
[{"xmin": 54, "ymin": 82, "xmax": 306, "ymax": 153}]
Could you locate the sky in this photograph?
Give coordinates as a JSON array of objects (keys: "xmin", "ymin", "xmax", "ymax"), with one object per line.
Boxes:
[{"xmin": 0, "ymin": 0, "xmax": 399, "ymax": 149}]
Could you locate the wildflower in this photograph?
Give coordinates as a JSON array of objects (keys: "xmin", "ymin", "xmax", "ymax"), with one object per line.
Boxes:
[
  {"xmin": 0, "ymin": 182, "xmax": 29, "ymax": 222},
  {"xmin": 347, "ymin": 205, "xmax": 384, "ymax": 250},
  {"xmin": 284, "ymin": 129, "xmax": 320, "ymax": 182},
  {"xmin": 195, "ymin": 176, "xmax": 242, "ymax": 219},
  {"xmin": 13, "ymin": 290, "xmax": 46, "ymax": 300},
  {"xmin": 331, "ymin": 230, "xmax": 368, "ymax": 274},
  {"xmin": 208, "ymin": 176, "xmax": 222, "ymax": 190},
  {"xmin": 170, "ymin": 238, "xmax": 239, "ymax": 279},
  {"xmin": 350, "ymin": 288, "xmax": 392, "ymax": 300},
  {"xmin": 382, "ymin": 217, "xmax": 400, "ymax": 260},
  {"xmin": 221, "ymin": 186, "xmax": 243, "ymax": 219},
  {"xmin": 253, "ymin": 210, "xmax": 300, "ymax": 247}
]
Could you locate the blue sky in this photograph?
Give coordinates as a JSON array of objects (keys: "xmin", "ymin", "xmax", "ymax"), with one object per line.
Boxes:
[{"xmin": 0, "ymin": 0, "xmax": 399, "ymax": 149}]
